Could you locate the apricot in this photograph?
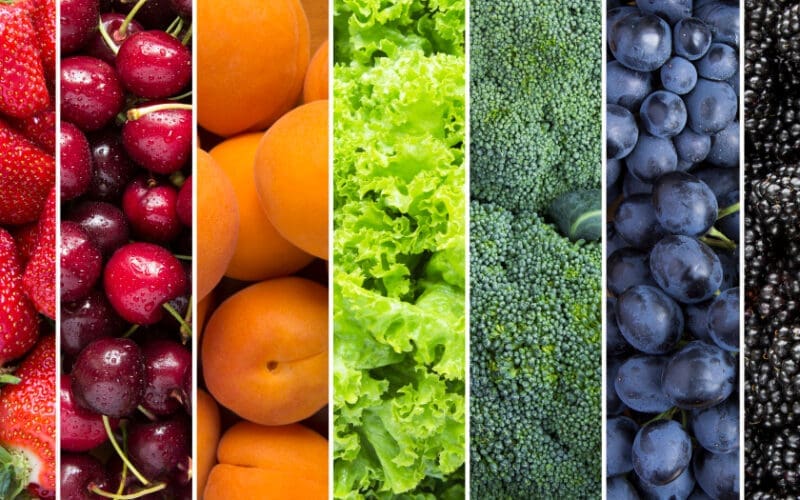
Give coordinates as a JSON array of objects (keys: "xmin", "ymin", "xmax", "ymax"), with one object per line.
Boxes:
[
  {"xmin": 202, "ymin": 277, "xmax": 327, "ymax": 425},
  {"xmin": 209, "ymin": 134, "xmax": 314, "ymax": 281},
  {"xmin": 204, "ymin": 421, "xmax": 327, "ymax": 499},
  {"xmin": 197, "ymin": 389, "xmax": 220, "ymax": 498},
  {"xmin": 197, "ymin": 149, "xmax": 239, "ymax": 301},
  {"xmin": 197, "ymin": 0, "xmax": 309, "ymax": 136},
  {"xmin": 254, "ymin": 100, "xmax": 328, "ymax": 259},
  {"xmin": 303, "ymin": 39, "xmax": 328, "ymax": 102}
]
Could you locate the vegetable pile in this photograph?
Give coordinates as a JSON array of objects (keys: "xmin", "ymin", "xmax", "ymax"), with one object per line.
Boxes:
[
  {"xmin": 332, "ymin": 0, "xmax": 466, "ymax": 497},
  {"xmin": 469, "ymin": 1, "xmax": 602, "ymax": 498},
  {"xmin": 197, "ymin": 0, "xmax": 329, "ymax": 498},
  {"xmin": 606, "ymin": 1, "xmax": 741, "ymax": 499},
  {"xmin": 58, "ymin": 0, "xmax": 194, "ymax": 498}
]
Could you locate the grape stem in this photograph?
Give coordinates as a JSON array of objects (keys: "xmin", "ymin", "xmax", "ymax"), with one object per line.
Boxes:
[
  {"xmin": 716, "ymin": 202, "xmax": 739, "ymax": 220},
  {"xmin": 644, "ymin": 406, "xmax": 678, "ymax": 426},
  {"xmin": 103, "ymin": 415, "xmax": 150, "ymax": 486}
]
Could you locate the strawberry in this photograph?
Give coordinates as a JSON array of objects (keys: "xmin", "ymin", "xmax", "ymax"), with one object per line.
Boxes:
[
  {"xmin": 0, "ymin": 3, "xmax": 48, "ymax": 118},
  {"xmin": 8, "ymin": 106, "xmax": 55, "ymax": 155},
  {"xmin": 9, "ymin": 222, "xmax": 37, "ymax": 265},
  {"xmin": 0, "ymin": 228, "xmax": 39, "ymax": 364},
  {"xmin": 0, "ymin": 117, "xmax": 54, "ymax": 225},
  {"xmin": 0, "ymin": 335, "xmax": 55, "ymax": 498},
  {"xmin": 12, "ymin": 0, "xmax": 54, "ymax": 83},
  {"xmin": 22, "ymin": 186, "xmax": 54, "ymax": 319}
]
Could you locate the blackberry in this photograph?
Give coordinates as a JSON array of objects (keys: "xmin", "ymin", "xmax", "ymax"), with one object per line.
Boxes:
[{"xmin": 751, "ymin": 165, "xmax": 800, "ymax": 241}]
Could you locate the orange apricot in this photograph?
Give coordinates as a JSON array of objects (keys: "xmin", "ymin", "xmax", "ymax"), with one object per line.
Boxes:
[
  {"xmin": 254, "ymin": 100, "xmax": 328, "ymax": 260},
  {"xmin": 197, "ymin": 149, "xmax": 239, "ymax": 301},
  {"xmin": 202, "ymin": 277, "xmax": 327, "ymax": 425},
  {"xmin": 303, "ymin": 40, "xmax": 328, "ymax": 102},
  {"xmin": 204, "ymin": 421, "xmax": 327, "ymax": 499},
  {"xmin": 197, "ymin": 389, "xmax": 220, "ymax": 498},
  {"xmin": 197, "ymin": 0, "xmax": 309, "ymax": 136},
  {"xmin": 209, "ymin": 134, "xmax": 314, "ymax": 281}
]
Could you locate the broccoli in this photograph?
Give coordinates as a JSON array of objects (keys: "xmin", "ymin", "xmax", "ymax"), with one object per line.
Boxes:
[
  {"xmin": 469, "ymin": 202, "xmax": 601, "ymax": 498},
  {"xmin": 470, "ymin": 0, "xmax": 601, "ymax": 213}
]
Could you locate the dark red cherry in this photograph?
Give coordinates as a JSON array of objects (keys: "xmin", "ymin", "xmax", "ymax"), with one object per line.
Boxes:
[
  {"xmin": 60, "ymin": 453, "xmax": 112, "ymax": 500},
  {"xmin": 60, "ymin": 374, "xmax": 118, "ymax": 452},
  {"xmin": 60, "ymin": 221, "xmax": 103, "ymax": 302},
  {"xmin": 60, "ymin": 121, "xmax": 93, "ymax": 201},
  {"xmin": 85, "ymin": 13, "xmax": 144, "ymax": 63},
  {"xmin": 61, "ymin": 56, "xmax": 124, "ymax": 132},
  {"xmin": 68, "ymin": 201, "xmax": 130, "ymax": 256},
  {"xmin": 176, "ymin": 175, "xmax": 191, "ymax": 227},
  {"xmin": 141, "ymin": 339, "xmax": 191, "ymax": 416},
  {"xmin": 61, "ymin": 289, "xmax": 124, "ymax": 357},
  {"xmin": 128, "ymin": 416, "xmax": 189, "ymax": 479},
  {"xmin": 122, "ymin": 105, "xmax": 191, "ymax": 174},
  {"xmin": 61, "ymin": 0, "xmax": 99, "ymax": 54},
  {"xmin": 88, "ymin": 130, "xmax": 136, "ymax": 202},
  {"xmin": 116, "ymin": 31, "xmax": 191, "ymax": 99},
  {"xmin": 122, "ymin": 176, "xmax": 181, "ymax": 243}
]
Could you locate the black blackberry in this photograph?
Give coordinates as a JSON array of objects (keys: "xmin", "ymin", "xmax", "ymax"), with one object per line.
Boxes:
[{"xmin": 751, "ymin": 165, "xmax": 800, "ymax": 241}]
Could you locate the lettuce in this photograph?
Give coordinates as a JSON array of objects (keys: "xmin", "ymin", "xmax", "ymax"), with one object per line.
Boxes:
[{"xmin": 333, "ymin": 2, "xmax": 466, "ymax": 497}]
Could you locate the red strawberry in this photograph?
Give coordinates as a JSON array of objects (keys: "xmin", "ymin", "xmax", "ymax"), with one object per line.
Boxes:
[
  {"xmin": 0, "ymin": 228, "xmax": 39, "ymax": 364},
  {"xmin": 10, "ymin": 222, "xmax": 38, "ymax": 265},
  {"xmin": 0, "ymin": 118, "xmax": 54, "ymax": 225},
  {"xmin": 22, "ymin": 186, "xmax": 54, "ymax": 319},
  {"xmin": 0, "ymin": 3, "xmax": 48, "ymax": 118},
  {"xmin": 9, "ymin": 106, "xmax": 55, "ymax": 155},
  {"xmin": 12, "ymin": 0, "xmax": 54, "ymax": 83},
  {"xmin": 0, "ymin": 335, "xmax": 55, "ymax": 498}
]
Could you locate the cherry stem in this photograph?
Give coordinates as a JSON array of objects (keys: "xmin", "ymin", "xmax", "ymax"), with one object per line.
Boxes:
[
  {"xmin": 137, "ymin": 405, "xmax": 157, "ymax": 421},
  {"xmin": 717, "ymin": 202, "xmax": 740, "ymax": 220},
  {"xmin": 118, "ymin": 0, "xmax": 148, "ymax": 38},
  {"xmin": 170, "ymin": 171, "xmax": 186, "ymax": 188},
  {"xmin": 171, "ymin": 17, "xmax": 185, "ymax": 38},
  {"xmin": 122, "ymin": 324, "xmax": 139, "ymax": 338},
  {"xmin": 163, "ymin": 303, "xmax": 191, "ymax": 334},
  {"xmin": 90, "ymin": 482, "xmax": 166, "ymax": 499},
  {"xmin": 180, "ymin": 24, "xmax": 193, "ymax": 45},
  {"xmin": 116, "ymin": 423, "xmax": 129, "ymax": 496},
  {"xmin": 127, "ymin": 103, "xmax": 192, "ymax": 121},
  {"xmin": 173, "ymin": 254, "xmax": 192, "ymax": 261},
  {"xmin": 181, "ymin": 296, "xmax": 193, "ymax": 343},
  {"xmin": 168, "ymin": 90, "xmax": 193, "ymax": 101},
  {"xmin": 97, "ymin": 16, "xmax": 121, "ymax": 56},
  {"xmin": 103, "ymin": 415, "xmax": 150, "ymax": 486},
  {"xmin": 165, "ymin": 16, "xmax": 182, "ymax": 35}
]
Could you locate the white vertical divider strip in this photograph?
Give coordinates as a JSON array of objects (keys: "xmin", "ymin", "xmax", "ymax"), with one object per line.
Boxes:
[
  {"xmin": 327, "ymin": 0, "xmax": 334, "ymax": 495},
  {"xmin": 54, "ymin": 0, "xmax": 62, "ymax": 495},
  {"xmin": 191, "ymin": 1, "xmax": 198, "ymax": 497},
  {"xmin": 600, "ymin": 0, "xmax": 607, "ymax": 496},
  {"xmin": 738, "ymin": 0, "xmax": 745, "ymax": 497},
  {"xmin": 464, "ymin": 0, "xmax": 471, "ymax": 496}
]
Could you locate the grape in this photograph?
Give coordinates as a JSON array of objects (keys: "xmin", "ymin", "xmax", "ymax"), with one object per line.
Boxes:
[
  {"xmin": 639, "ymin": 90, "xmax": 687, "ymax": 138},
  {"xmin": 660, "ymin": 56, "xmax": 697, "ymax": 95},
  {"xmin": 690, "ymin": 396, "xmax": 738, "ymax": 454},
  {"xmin": 615, "ymin": 354, "xmax": 673, "ymax": 413},
  {"xmin": 608, "ymin": 416, "xmax": 639, "ymax": 476},
  {"xmin": 608, "ymin": 104, "xmax": 639, "ymax": 160},
  {"xmin": 652, "ymin": 172, "xmax": 718, "ymax": 237},
  {"xmin": 673, "ymin": 128, "xmax": 710, "ymax": 164},
  {"xmin": 608, "ymin": 61, "xmax": 653, "ymax": 111},
  {"xmin": 625, "ymin": 132, "xmax": 679, "ymax": 183},
  {"xmin": 607, "ymin": 476, "xmax": 640, "ymax": 500},
  {"xmin": 672, "ymin": 18, "xmax": 712, "ymax": 61},
  {"xmin": 607, "ymin": 298, "xmax": 632, "ymax": 357},
  {"xmin": 610, "ymin": 13, "xmax": 672, "ymax": 72},
  {"xmin": 692, "ymin": 449, "xmax": 739, "ymax": 499},
  {"xmin": 682, "ymin": 300, "xmax": 712, "ymax": 343},
  {"xmin": 695, "ymin": 42, "xmax": 737, "ymax": 81},
  {"xmin": 633, "ymin": 465, "xmax": 695, "ymax": 500},
  {"xmin": 614, "ymin": 195, "xmax": 669, "ymax": 249},
  {"xmin": 632, "ymin": 419, "xmax": 692, "ymax": 486},
  {"xmin": 684, "ymin": 78, "xmax": 737, "ymax": 134},
  {"xmin": 623, "ymin": 173, "xmax": 654, "ymax": 197},
  {"xmin": 635, "ymin": 0, "xmax": 691, "ymax": 24},
  {"xmin": 706, "ymin": 120, "xmax": 739, "ymax": 168},
  {"xmin": 607, "ymin": 248, "xmax": 656, "ymax": 296},
  {"xmin": 616, "ymin": 285, "xmax": 683, "ymax": 355},
  {"xmin": 706, "ymin": 287, "xmax": 738, "ymax": 351},
  {"xmin": 609, "ymin": 158, "xmax": 622, "ymax": 186},
  {"xmin": 608, "ymin": 357, "xmax": 627, "ymax": 417},
  {"xmin": 649, "ymin": 235, "xmax": 722, "ymax": 303},
  {"xmin": 662, "ymin": 341, "xmax": 735, "ymax": 409}
]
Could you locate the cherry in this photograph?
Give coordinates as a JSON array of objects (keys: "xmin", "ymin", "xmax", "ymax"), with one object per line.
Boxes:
[
  {"xmin": 60, "ymin": 121, "xmax": 93, "ymax": 201},
  {"xmin": 88, "ymin": 130, "xmax": 136, "ymax": 202},
  {"xmin": 128, "ymin": 416, "xmax": 189, "ymax": 480},
  {"xmin": 60, "ymin": 453, "xmax": 112, "ymax": 500},
  {"xmin": 169, "ymin": 0, "xmax": 192, "ymax": 19},
  {"xmin": 60, "ymin": 222, "xmax": 103, "ymax": 302},
  {"xmin": 60, "ymin": 0, "xmax": 100, "ymax": 54},
  {"xmin": 61, "ymin": 289, "xmax": 124, "ymax": 357},
  {"xmin": 176, "ymin": 175, "xmax": 191, "ymax": 227},
  {"xmin": 122, "ymin": 104, "xmax": 191, "ymax": 174},
  {"xmin": 60, "ymin": 374, "xmax": 118, "ymax": 452},
  {"xmin": 117, "ymin": 31, "xmax": 191, "ymax": 99},
  {"xmin": 122, "ymin": 176, "xmax": 181, "ymax": 243},
  {"xmin": 103, "ymin": 242, "xmax": 187, "ymax": 325},
  {"xmin": 113, "ymin": 0, "xmax": 174, "ymax": 29},
  {"xmin": 71, "ymin": 337, "xmax": 145, "ymax": 418},
  {"xmin": 61, "ymin": 56, "xmax": 124, "ymax": 131},
  {"xmin": 69, "ymin": 201, "xmax": 130, "ymax": 256},
  {"xmin": 86, "ymin": 13, "xmax": 144, "ymax": 63},
  {"xmin": 141, "ymin": 339, "xmax": 190, "ymax": 416}
]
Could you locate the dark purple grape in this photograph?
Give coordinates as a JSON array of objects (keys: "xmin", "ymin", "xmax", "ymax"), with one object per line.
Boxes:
[
  {"xmin": 614, "ymin": 194, "xmax": 669, "ymax": 249},
  {"xmin": 608, "ymin": 104, "xmax": 639, "ymax": 160},
  {"xmin": 662, "ymin": 341, "xmax": 735, "ymax": 410},
  {"xmin": 615, "ymin": 354, "xmax": 673, "ymax": 413},
  {"xmin": 640, "ymin": 90, "xmax": 687, "ymax": 138},
  {"xmin": 652, "ymin": 172, "xmax": 718, "ymax": 237},
  {"xmin": 625, "ymin": 132, "xmax": 679, "ymax": 183},
  {"xmin": 608, "ymin": 416, "xmax": 639, "ymax": 476},
  {"xmin": 660, "ymin": 56, "xmax": 697, "ymax": 95},
  {"xmin": 692, "ymin": 449, "xmax": 739, "ymax": 499},
  {"xmin": 673, "ymin": 17, "xmax": 712, "ymax": 60},
  {"xmin": 707, "ymin": 287, "xmax": 739, "ymax": 352},
  {"xmin": 607, "ymin": 61, "xmax": 653, "ymax": 111},
  {"xmin": 608, "ymin": 247, "xmax": 657, "ymax": 296},
  {"xmin": 610, "ymin": 13, "xmax": 672, "ymax": 72},
  {"xmin": 632, "ymin": 419, "xmax": 692, "ymax": 485},
  {"xmin": 690, "ymin": 397, "xmax": 738, "ymax": 454},
  {"xmin": 649, "ymin": 235, "xmax": 723, "ymax": 303},
  {"xmin": 616, "ymin": 285, "xmax": 683, "ymax": 354}
]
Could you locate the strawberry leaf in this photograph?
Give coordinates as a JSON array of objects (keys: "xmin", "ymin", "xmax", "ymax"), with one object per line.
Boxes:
[{"xmin": 0, "ymin": 446, "xmax": 26, "ymax": 499}]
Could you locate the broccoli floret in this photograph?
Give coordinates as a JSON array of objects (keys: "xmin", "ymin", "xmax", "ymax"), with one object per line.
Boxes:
[
  {"xmin": 469, "ymin": 201, "xmax": 601, "ymax": 499},
  {"xmin": 470, "ymin": 0, "xmax": 601, "ymax": 213}
]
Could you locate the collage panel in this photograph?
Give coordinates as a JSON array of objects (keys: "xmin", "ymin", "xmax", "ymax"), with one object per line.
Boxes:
[
  {"xmin": 331, "ymin": 0, "xmax": 466, "ymax": 498},
  {"xmin": 59, "ymin": 0, "xmax": 194, "ymax": 498},
  {"xmin": 469, "ymin": 1, "xmax": 603, "ymax": 498},
  {"xmin": 606, "ymin": 1, "xmax": 741, "ymax": 499},
  {"xmin": 196, "ymin": 0, "xmax": 329, "ymax": 498},
  {"xmin": 744, "ymin": 1, "xmax": 800, "ymax": 498},
  {"xmin": 0, "ymin": 0, "xmax": 55, "ymax": 497}
]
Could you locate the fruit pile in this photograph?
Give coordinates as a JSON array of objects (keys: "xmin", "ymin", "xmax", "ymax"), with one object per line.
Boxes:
[
  {"xmin": 606, "ymin": 1, "xmax": 740, "ymax": 498},
  {"xmin": 58, "ymin": 0, "xmax": 193, "ymax": 498},
  {"xmin": 744, "ymin": 1, "xmax": 800, "ymax": 497},
  {"xmin": 196, "ymin": 0, "xmax": 329, "ymax": 498},
  {"xmin": 0, "ymin": 0, "xmax": 55, "ymax": 497}
]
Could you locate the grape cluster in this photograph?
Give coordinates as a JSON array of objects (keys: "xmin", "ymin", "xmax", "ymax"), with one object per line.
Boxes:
[
  {"xmin": 59, "ymin": 0, "xmax": 193, "ymax": 498},
  {"xmin": 745, "ymin": 1, "xmax": 800, "ymax": 497},
  {"xmin": 606, "ymin": 1, "xmax": 740, "ymax": 498}
]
